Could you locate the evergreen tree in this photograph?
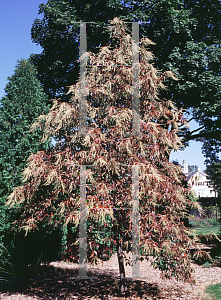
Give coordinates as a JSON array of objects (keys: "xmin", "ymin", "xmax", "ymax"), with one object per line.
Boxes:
[
  {"xmin": 0, "ymin": 59, "xmax": 51, "ymax": 286},
  {"xmin": 7, "ymin": 20, "xmax": 205, "ymax": 295},
  {"xmin": 0, "ymin": 59, "xmax": 50, "ymax": 200}
]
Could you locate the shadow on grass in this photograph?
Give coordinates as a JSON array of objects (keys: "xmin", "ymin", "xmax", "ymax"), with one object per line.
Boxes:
[
  {"xmin": 1, "ymin": 264, "xmax": 160, "ymax": 299},
  {"xmin": 190, "ymin": 232, "xmax": 221, "ymax": 266}
]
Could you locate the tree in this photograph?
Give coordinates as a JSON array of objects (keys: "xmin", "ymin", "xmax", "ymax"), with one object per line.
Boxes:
[
  {"xmin": 205, "ymin": 162, "xmax": 221, "ymax": 225},
  {"xmin": 206, "ymin": 162, "xmax": 221, "ymax": 196},
  {"xmin": 140, "ymin": 0, "xmax": 221, "ymax": 146},
  {"xmin": 0, "ymin": 59, "xmax": 51, "ymax": 286},
  {"xmin": 188, "ymin": 165, "xmax": 198, "ymax": 173},
  {"xmin": 0, "ymin": 59, "xmax": 51, "ymax": 200},
  {"xmin": 30, "ymin": 0, "xmax": 221, "ymax": 164},
  {"xmin": 8, "ymin": 19, "xmax": 203, "ymax": 295},
  {"xmin": 30, "ymin": 0, "xmax": 130, "ymax": 101}
]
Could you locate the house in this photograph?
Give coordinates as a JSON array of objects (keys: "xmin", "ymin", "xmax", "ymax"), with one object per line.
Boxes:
[{"xmin": 181, "ymin": 160, "xmax": 217, "ymax": 198}]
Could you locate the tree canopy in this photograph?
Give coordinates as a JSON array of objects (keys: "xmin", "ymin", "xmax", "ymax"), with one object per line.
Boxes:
[
  {"xmin": 188, "ymin": 165, "xmax": 198, "ymax": 173},
  {"xmin": 30, "ymin": 0, "xmax": 221, "ymax": 164},
  {"xmin": 8, "ymin": 19, "xmax": 204, "ymax": 294},
  {"xmin": 206, "ymin": 162, "xmax": 221, "ymax": 196},
  {"xmin": 0, "ymin": 59, "xmax": 50, "ymax": 202},
  {"xmin": 0, "ymin": 60, "xmax": 51, "ymax": 284}
]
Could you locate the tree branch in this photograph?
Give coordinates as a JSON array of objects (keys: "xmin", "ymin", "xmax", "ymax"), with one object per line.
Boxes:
[
  {"xmin": 180, "ymin": 129, "xmax": 221, "ymax": 143},
  {"xmin": 188, "ymin": 125, "xmax": 205, "ymax": 135}
]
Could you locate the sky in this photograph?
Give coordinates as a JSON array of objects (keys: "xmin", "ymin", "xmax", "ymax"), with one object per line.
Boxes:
[
  {"xmin": 0, "ymin": 0, "xmax": 208, "ymax": 171},
  {"xmin": 169, "ymin": 122, "xmax": 206, "ymax": 171},
  {"xmin": 0, "ymin": 0, "xmax": 47, "ymax": 98}
]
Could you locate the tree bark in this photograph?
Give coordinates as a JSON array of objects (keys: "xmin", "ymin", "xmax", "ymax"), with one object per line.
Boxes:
[{"xmin": 116, "ymin": 236, "xmax": 127, "ymax": 295}]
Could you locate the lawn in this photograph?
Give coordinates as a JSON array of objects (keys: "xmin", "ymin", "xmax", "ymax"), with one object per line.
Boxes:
[
  {"xmin": 190, "ymin": 226, "xmax": 220, "ymax": 236},
  {"xmin": 205, "ymin": 283, "xmax": 221, "ymax": 299}
]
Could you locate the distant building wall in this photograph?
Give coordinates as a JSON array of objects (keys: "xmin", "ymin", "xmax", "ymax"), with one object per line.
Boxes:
[{"xmin": 181, "ymin": 160, "xmax": 217, "ymax": 198}]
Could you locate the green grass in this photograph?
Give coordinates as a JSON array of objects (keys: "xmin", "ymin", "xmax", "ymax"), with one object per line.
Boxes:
[
  {"xmin": 190, "ymin": 226, "xmax": 220, "ymax": 236},
  {"xmin": 205, "ymin": 283, "xmax": 221, "ymax": 299},
  {"xmin": 0, "ymin": 242, "xmax": 14, "ymax": 282},
  {"xmin": 189, "ymin": 217, "xmax": 219, "ymax": 228}
]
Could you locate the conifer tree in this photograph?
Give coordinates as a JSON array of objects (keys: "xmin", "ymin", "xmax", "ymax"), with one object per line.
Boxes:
[
  {"xmin": 7, "ymin": 19, "xmax": 204, "ymax": 294},
  {"xmin": 0, "ymin": 59, "xmax": 51, "ymax": 284},
  {"xmin": 0, "ymin": 59, "xmax": 50, "ymax": 200}
]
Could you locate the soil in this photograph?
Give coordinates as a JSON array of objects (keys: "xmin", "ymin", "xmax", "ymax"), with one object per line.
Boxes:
[{"xmin": 1, "ymin": 251, "xmax": 221, "ymax": 300}]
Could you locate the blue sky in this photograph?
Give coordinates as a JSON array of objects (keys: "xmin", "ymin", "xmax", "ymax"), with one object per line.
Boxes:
[
  {"xmin": 0, "ymin": 0, "xmax": 46, "ymax": 98},
  {"xmin": 169, "ymin": 122, "xmax": 206, "ymax": 171},
  {"xmin": 0, "ymin": 0, "xmax": 207, "ymax": 171}
]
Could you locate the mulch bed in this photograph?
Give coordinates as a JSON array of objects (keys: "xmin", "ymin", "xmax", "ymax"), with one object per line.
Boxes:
[{"xmin": 1, "ymin": 246, "xmax": 221, "ymax": 300}]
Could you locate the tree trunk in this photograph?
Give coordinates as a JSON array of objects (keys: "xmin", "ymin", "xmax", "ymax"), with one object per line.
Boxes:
[{"xmin": 116, "ymin": 237, "xmax": 127, "ymax": 295}]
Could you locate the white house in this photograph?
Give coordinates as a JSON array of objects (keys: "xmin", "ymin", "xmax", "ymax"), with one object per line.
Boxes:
[{"xmin": 181, "ymin": 160, "xmax": 217, "ymax": 198}]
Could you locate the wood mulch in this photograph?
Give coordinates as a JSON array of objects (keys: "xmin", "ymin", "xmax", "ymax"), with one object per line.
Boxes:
[{"xmin": 1, "ymin": 251, "xmax": 221, "ymax": 300}]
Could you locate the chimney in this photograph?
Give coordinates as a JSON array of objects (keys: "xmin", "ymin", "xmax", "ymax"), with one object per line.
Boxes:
[{"xmin": 181, "ymin": 160, "xmax": 188, "ymax": 174}]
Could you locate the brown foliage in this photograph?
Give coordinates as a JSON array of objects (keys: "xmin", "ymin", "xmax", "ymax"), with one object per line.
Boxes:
[{"xmin": 7, "ymin": 18, "xmax": 201, "ymax": 282}]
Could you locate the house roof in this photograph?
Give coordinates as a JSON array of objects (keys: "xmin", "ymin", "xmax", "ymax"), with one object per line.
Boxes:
[{"xmin": 185, "ymin": 170, "xmax": 207, "ymax": 182}]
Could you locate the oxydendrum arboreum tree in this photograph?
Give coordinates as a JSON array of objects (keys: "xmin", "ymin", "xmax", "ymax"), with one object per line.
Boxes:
[
  {"xmin": 30, "ymin": 0, "xmax": 221, "ymax": 165},
  {"xmin": 7, "ymin": 19, "xmax": 205, "ymax": 295}
]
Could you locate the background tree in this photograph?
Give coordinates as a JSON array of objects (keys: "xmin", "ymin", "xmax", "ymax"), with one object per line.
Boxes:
[
  {"xmin": 0, "ymin": 59, "xmax": 53, "ymax": 287},
  {"xmin": 30, "ymin": 0, "xmax": 129, "ymax": 101},
  {"xmin": 142, "ymin": 1, "xmax": 221, "ymax": 144},
  {"xmin": 206, "ymin": 162, "xmax": 221, "ymax": 197},
  {"xmin": 7, "ymin": 19, "xmax": 203, "ymax": 295},
  {"xmin": 188, "ymin": 165, "xmax": 198, "ymax": 173},
  {"xmin": 205, "ymin": 162, "xmax": 221, "ymax": 227},
  {"xmin": 0, "ymin": 60, "xmax": 50, "ymax": 199},
  {"xmin": 30, "ymin": 0, "xmax": 221, "ymax": 164}
]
